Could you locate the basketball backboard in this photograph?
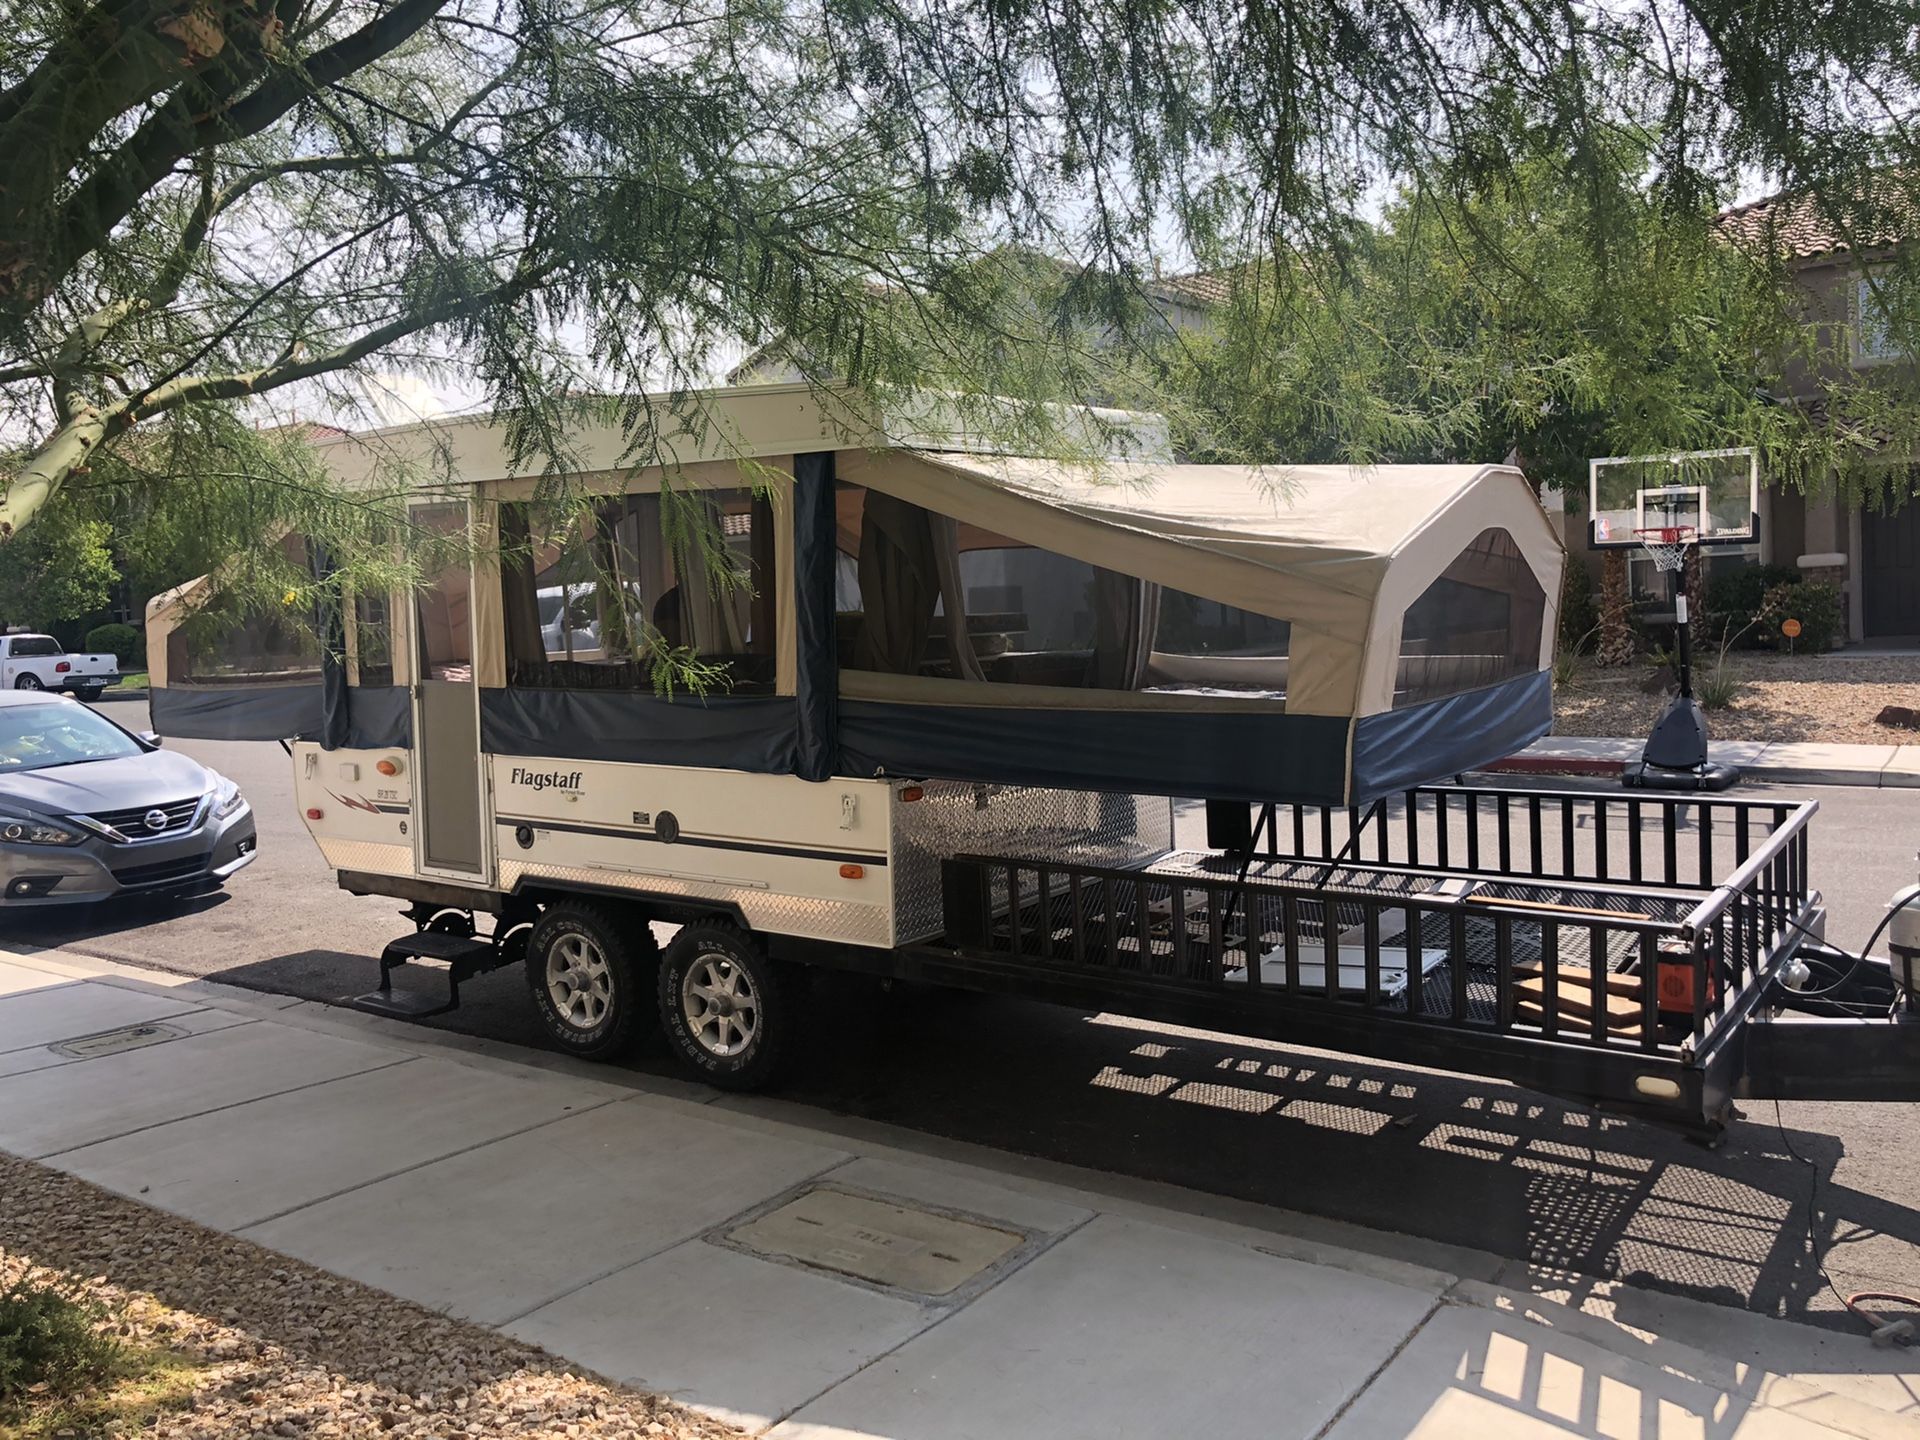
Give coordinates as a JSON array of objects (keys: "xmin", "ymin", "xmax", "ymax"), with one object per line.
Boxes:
[{"xmin": 1588, "ymin": 447, "xmax": 1758, "ymax": 548}]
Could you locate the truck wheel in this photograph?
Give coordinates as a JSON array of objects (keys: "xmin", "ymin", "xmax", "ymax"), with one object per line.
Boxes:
[
  {"xmin": 74, "ymin": 684, "xmax": 103, "ymax": 702},
  {"xmin": 658, "ymin": 921, "xmax": 792, "ymax": 1091},
  {"xmin": 524, "ymin": 902, "xmax": 658, "ymax": 1060},
  {"xmin": 13, "ymin": 675, "xmax": 41, "ymax": 690}
]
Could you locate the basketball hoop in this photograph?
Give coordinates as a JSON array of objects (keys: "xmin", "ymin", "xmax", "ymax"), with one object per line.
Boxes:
[{"xmin": 1633, "ymin": 525, "xmax": 1697, "ymax": 574}]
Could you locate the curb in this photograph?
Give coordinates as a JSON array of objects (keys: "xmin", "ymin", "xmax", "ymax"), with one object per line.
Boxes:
[
  {"xmin": 1483, "ymin": 749, "xmax": 1913, "ymax": 790},
  {"xmin": 1481, "ymin": 755, "xmax": 1625, "ymax": 779}
]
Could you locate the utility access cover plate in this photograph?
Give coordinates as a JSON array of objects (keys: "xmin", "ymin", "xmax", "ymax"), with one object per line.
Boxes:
[
  {"xmin": 50, "ymin": 1021, "xmax": 188, "ymax": 1060},
  {"xmin": 726, "ymin": 1187, "xmax": 1023, "ymax": 1296}
]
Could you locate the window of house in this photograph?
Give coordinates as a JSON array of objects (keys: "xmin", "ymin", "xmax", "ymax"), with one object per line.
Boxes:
[
  {"xmin": 168, "ymin": 534, "xmax": 327, "ymax": 685},
  {"xmin": 499, "ymin": 488, "xmax": 775, "ymax": 693},
  {"xmin": 1853, "ymin": 274, "xmax": 1905, "ymax": 366},
  {"xmin": 834, "ymin": 483, "xmax": 1289, "ymax": 696},
  {"xmin": 1395, "ymin": 529, "xmax": 1544, "ymax": 707}
]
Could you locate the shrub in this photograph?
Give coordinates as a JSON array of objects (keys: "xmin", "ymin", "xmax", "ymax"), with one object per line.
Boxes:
[
  {"xmin": 1552, "ymin": 648, "xmax": 1582, "ymax": 690},
  {"xmin": 1756, "ymin": 580, "xmax": 1842, "ymax": 652},
  {"xmin": 83, "ymin": 622, "xmax": 144, "ymax": 671},
  {"xmin": 1695, "ymin": 660, "xmax": 1744, "ymax": 710},
  {"xmin": 0, "ymin": 1279, "xmax": 120, "ymax": 1404},
  {"xmin": 1703, "ymin": 562, "xmax": 1797, "ymax": 648}
]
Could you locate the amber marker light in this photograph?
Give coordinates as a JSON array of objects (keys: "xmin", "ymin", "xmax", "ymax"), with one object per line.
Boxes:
[
  {"xmin": 376, "ymin": 757, "xmax": 403, "ymax": 776},
  {"xmin": 900, "ymin": 786, "xmax": 924, "ymax": 802},
  {"xmin": 839, "ymin": 863, "xmax": 865, "ymax": 880}
]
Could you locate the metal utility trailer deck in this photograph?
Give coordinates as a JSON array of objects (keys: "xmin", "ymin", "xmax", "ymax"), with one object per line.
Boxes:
[{"xmin": 908, "ymin": 784, "xmax": 1830, "ymax": 1134}]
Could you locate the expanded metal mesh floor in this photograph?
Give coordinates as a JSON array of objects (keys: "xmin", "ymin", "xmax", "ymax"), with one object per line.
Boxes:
[{"xmin": 984, "ymin": 860, "xmax": 1700, "ymax": 1029}]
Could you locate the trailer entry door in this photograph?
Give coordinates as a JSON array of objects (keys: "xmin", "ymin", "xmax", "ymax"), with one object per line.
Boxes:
[{"xmin": 411, "ymin": 502, "xmax": 486, "ymax": 877}]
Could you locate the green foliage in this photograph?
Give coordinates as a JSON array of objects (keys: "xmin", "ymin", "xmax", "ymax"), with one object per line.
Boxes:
[
  {"xmin": 1757, "ymin": 581, "xmax": 1843, "ymax": 652},
  {"xmin": 1695, "ymin": 624, "xmax": 1748, "ymax": 710},
  {"xmin": 84, "ymin": 622, "xmax": 143, "ymax": 669},
  {"xmin": 1558, "ymin": 564, "xmax": 1600, "ymax": 655},
  {"xmin": 0, "ymin": 1279, "xmax": 120, "ymax": 1404},
  {"xmin": 1162, "ymin": 129, "xmax": 1920, "ymax": 494},
  {"xmin": 0, "ymin": 517, "xmax": 115, "ymax": 629},
  {"xmin": 1695, "ymin": 660, "xmax": 1745, "ymax": 710},
  {"xmin": 0, "ymin": 0, "xmax": 1914, "ymax": 547},
  {"xmin": 1704, "ymin": 563, "xmax": 1798, "ymax": 647}
]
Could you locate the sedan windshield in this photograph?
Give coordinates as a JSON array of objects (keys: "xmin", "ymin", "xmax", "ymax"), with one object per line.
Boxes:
[{"xmin": 0, "ymin": 703, "xmax": 144, "ymax": 772}]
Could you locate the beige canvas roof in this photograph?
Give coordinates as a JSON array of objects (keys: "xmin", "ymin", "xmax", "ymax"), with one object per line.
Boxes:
[{"xmin": 838, "ymin": 450, "xmax": 1564, "ymax": 717}]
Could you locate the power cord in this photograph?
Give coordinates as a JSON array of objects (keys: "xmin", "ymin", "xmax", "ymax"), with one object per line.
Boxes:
[{"xmin": 1774, "ymin": 1098, "xmax": 1920, "ymax": 1345}]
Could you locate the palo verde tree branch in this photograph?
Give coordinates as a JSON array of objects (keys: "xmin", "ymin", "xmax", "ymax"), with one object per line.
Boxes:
[
  {"xmin": 0, "ymin": 262, "xmax": 553, "ymax": 537},
  {"xmin": 0, "ymin": 0, "xmax": 450, "ymax": 328}
]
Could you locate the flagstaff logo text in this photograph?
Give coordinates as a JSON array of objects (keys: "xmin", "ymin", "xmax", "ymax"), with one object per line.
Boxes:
[{"xmin": 511, "ymin": 767, "xmax": 584, "ymax": 792}]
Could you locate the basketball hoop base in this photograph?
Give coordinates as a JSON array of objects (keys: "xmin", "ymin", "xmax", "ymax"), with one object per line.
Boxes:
[
  {"xmin": 1623, "ymin": 693, "xmax": 1741, "ymax": 792},
  {"xmin": 1625, "ymin": 758, "xmax": 1742, "ymax": 793}
]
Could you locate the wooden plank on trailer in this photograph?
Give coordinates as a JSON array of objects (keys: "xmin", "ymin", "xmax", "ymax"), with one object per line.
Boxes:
[{"xmin": 1513, "ymin": 971, "xmax": 1645, "ymax": 1038}]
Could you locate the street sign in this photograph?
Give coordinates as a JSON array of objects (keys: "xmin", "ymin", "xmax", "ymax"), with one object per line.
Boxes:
[{"xmin": 1782, "ymin": 618, "xmax": 1803, "ymax": 639}]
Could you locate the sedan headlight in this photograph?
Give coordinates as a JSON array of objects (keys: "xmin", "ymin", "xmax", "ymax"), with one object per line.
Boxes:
[
  {"xmin": 0, "ymin": 814, "xmax": 85, "ymax": 847},
  {"xmin": 210, "ymin": 775, "xmax": 247, "ymax": 819}
]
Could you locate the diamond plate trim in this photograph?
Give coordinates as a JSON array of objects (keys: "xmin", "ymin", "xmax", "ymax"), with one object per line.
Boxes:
[
  {"xmin": 891, "ymin": 784, "xmax": 1174, "ymax": 944},
  {"xmin": 496, "ymin": 860, "xmax": 894, "ymax": 947},
  {"xmin": 317, "ymin": 839, "xmax": 415, "ymax": 876}
]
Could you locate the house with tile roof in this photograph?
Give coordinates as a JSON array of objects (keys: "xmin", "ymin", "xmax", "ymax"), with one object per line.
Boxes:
[{"xmin": 1562, "ymin": 185, "xmax": 1918, "ymax": 643}]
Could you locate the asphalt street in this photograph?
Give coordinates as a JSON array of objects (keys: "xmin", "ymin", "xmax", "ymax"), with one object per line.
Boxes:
[{"xmin": 10, "ymin": 696, "xmax": 1920, "ymax": 1335}]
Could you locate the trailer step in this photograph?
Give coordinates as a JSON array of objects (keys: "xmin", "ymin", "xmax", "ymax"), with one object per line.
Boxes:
[{"xmin": 349, "ymin": 931, "xmax": 513, "ymax": 1020}]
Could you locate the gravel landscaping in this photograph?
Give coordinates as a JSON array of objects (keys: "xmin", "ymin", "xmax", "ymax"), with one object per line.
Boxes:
[
  {"xmin": 0, "ymin": 1152, "xmax": 742, "ymax": 1440},
  {"xmin": 1554, "ymin": 652, "xmax": 1920, "ymax": 745}
]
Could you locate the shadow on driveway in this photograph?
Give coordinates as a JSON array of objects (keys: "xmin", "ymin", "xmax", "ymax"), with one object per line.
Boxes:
[{"xmin": 176, "ymin": 956, "xmax": 1920, "ymax": 1335}]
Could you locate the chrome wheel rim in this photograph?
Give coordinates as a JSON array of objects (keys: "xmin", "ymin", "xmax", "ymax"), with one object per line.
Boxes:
[
  {"xmin": 545, "ymin": 932, "xmax": 612, "ymax": 1030},
  {"xmin": 14, "ymin": 676, "xmax": 39, "ymax": 689},
  {"xmin": 681, "ymin": 954, "xmax": 758, "ymax": 1058}
]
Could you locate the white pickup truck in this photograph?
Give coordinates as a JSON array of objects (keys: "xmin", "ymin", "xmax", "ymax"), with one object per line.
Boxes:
[{"xmin": 0, "ymin": 634, "xmax": 120, "ymax": 701}]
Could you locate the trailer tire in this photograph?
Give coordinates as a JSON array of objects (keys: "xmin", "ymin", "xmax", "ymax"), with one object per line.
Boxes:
[
  {"xmin": 525, "ymin": 902, "xmax": 658, "ymax": 1061},
  {"xmin": 658, "ymin": 921, "xmax": 792, "ymax": 1091}
]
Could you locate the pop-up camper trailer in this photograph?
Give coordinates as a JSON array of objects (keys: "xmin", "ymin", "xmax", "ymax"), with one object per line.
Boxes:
[{"xmin": 147, "ymin": 385, "xmax": 1920, "ymax": 1132}]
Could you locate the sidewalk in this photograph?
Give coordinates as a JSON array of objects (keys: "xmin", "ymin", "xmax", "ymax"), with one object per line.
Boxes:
[
  {"xmin": 1487, "ymin": 736, "xmax": 1920, "ymax": 789},
  {"xmin": 0, "ymin": 944, "xmax": 1915, "ymax": 1439}
]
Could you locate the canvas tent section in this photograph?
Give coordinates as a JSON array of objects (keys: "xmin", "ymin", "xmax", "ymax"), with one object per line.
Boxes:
[
  {"xmin": 145, "ymin": 385, "xmax": 1562, "ymax": 807},
  {"xmin": 826, "ymin": 451, "xmax": 1561, "ymax": 803}
]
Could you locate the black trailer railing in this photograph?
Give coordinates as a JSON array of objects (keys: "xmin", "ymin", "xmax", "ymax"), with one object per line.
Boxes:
[
  {"xmin": 933, "ymin": 785, "xmax": 1820, "ymax": 1128},
  {"xmin": 1242, "ymin": 787, "xmax": 1816, "ymax": 896}
]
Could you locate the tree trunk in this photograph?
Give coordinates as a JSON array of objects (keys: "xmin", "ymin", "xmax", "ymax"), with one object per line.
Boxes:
[{"xmin": 1597, "ymin": 549, "xmax": 1634, "ymax": 667}]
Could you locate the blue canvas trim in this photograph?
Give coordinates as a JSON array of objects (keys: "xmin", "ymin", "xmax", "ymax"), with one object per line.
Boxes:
[
  {"xmin": 344, "ymin": 685, "xmax": 411, "ymax": 750},
  {"xmin": 838, "ymin": 698, "xmax": 1354, "ymax": 805},
  {"xmin": 1349, "ymin": 671, "xmax": 1552, "ymax": 802},
  {"xmin": 792, "ymin": 451, "xmax": 839, "ymax": 782},
  {"xmin": 480, "ymin": 686, "xmax": 797, "ymax": 772},
  {"xmin": 151, "ymin": 683, "xmax": 326, "ymax": 742}
]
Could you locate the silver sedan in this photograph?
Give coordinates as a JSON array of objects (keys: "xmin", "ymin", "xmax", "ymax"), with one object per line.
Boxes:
[{"xmin": 0, "ymin": 691, "xmax": 256, "ymax": 905}]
